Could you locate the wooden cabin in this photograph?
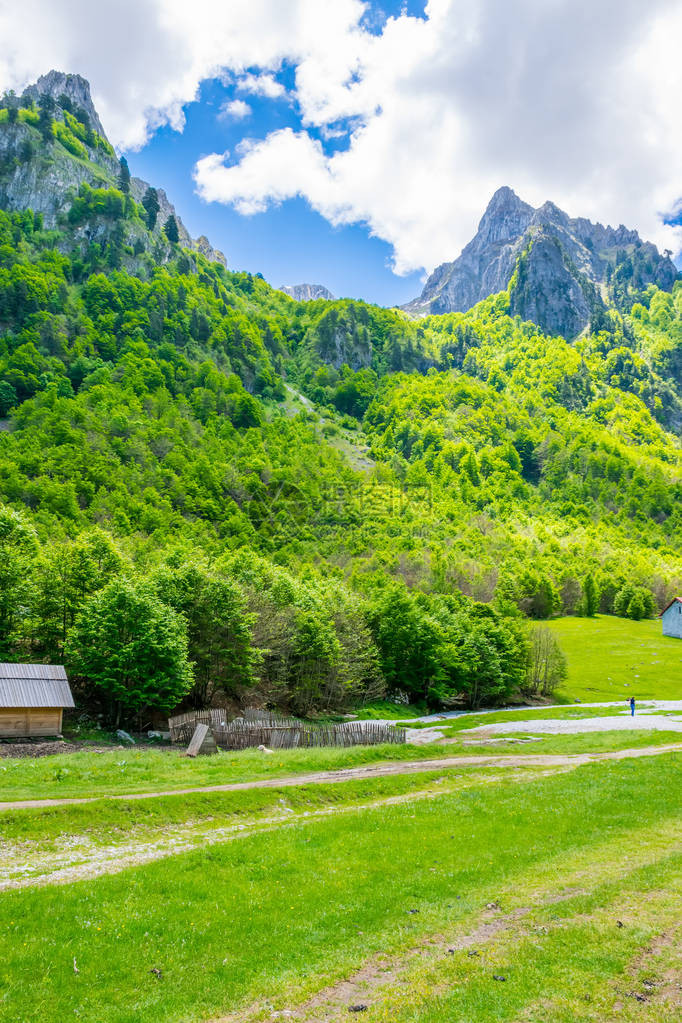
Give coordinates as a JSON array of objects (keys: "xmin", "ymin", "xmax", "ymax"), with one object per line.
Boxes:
[{"xmin": 0, "ymin": 663, "xmax": 74, "ymax": 737}]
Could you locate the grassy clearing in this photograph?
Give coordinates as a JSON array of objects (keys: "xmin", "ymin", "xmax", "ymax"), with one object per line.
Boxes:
[
  {"xmin": 0, "ymin": 755, "xmax": 681, "ymax": 1021},
  {"xmin": 360, "ymin": 860, "xmax": 682, "ymax": 1022},
  {"xmin": 548, "ymin": 614, "xmax": 682, "ymax": 701},
  {"xmin": 355, "ymin": 700, "xmax": 425, "ymax": 719},
  {"xmin": 3, "ymin": 726, "xmax": 682, "ymax": 805}
]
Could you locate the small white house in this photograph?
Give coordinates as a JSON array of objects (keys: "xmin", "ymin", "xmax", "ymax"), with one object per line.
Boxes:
[{"xmin": 660, "ymin": 597, "xmax": 682, "ymax": 639}]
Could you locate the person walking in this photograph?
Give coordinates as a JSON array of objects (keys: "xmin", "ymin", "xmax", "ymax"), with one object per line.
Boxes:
[{"xmin": 629, "ymin": 696, "xmax": 635, "ymax": 716}]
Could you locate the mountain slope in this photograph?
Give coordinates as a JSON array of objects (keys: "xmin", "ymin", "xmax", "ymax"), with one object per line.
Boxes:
[
  {"xmin": 2, "ymin": 72, "xmax": 682, "ymax": 716},
  {"xmin": 0, "ymin": 71, "xmax": 226, "ymax": 267},
  {"xmin": 405, "ymin": 186, "xmax": 678, "ymax": 337}
]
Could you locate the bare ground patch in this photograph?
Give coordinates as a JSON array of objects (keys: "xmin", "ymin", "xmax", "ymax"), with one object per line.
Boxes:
[
  {"xmin": 211, "ymin": 905, "xmax": 531, "ymax": 1023},
  {"xmin": 620, "ymin": 925, "xmax": 682, "ymax": 1013}
]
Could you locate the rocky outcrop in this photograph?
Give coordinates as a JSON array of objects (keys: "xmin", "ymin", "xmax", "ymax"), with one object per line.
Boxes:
[
  {"xmin": 280, "ymin": 284, "xmax": 335, "ymax": 302},
  {"xmin": 405, "ymin": 187, "xmax": 679, "ymax": 336},
  {"xmin": 509, "ymin": 230, "xmax": 592, "ymax": 339},
  {"xmin": 193, "ymin": 234, "xmax": 227, "ymax": 268},
  {"xmin": 0, "ymin": 120, "xmax": 112, "ymax": 227},
  {"xmin": 23, "ymin": 71, "xmax": 107, "ymax": 140},
  {"xmin": 0, "ymin": 71, "xmax": 228, "ymax": 268}
]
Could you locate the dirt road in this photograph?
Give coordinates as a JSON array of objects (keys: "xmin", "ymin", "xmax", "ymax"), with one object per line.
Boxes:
[{"xmin": 2, "ymin": 742, "xmax": 681, "ymax": 813}]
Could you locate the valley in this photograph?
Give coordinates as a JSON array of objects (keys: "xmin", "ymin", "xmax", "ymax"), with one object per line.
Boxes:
[{"xmin": 0, "ymin": 65, "xmax": 681, "ymax": 1023}]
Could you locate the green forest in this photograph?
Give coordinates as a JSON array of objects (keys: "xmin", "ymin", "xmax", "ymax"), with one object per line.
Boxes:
[{"xmin": 1, "ymin": 89, "xmax": 682, "ymax": 723}]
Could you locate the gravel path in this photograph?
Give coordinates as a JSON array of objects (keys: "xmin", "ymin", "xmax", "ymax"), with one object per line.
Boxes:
[
  {"xmin": 375, "ymin": 700, "xmax": 682, "ymax": 743},
  {"xmin": 396, "ymin": 699, "xmax": 682, "ymax": 725},
  {"xmin": 466, "ymin": 713, "xmax": 682, "ymax": 736}
]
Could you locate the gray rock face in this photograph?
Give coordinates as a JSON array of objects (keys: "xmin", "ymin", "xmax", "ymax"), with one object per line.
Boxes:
[
  {"xmin": 405, "ymin": 187, "xmax": 678, "ymax": 336},
  {"xmin": 0, "ymin": 120, "xmax": 115, "ymax": 228},
  {"xmin": 193, "ymin": 234, "xmax": 227, "ymax": 268},
  {"xmin": 0, "ymin": 71, "xmax": 229, "ymax": 269},
  {"xmin": 510, "ymin": 230, "xmax": 591, "ymax": 340},
  {"xmin": 23, "ymin": 71, "xmax": 107, "ymax": 140},
  {"xmin": 280, "ymin": 283, "xmax": 335, "ymax": 302}
]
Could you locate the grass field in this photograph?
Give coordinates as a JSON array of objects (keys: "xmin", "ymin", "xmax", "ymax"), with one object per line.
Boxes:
[
  {"xmin": 1, "ymin": 752, "xmax": 681, "ymax": 1021},
  {"xmin": 3, "ymin": 726, "xmax": 682, "ymax": 804},
  {"xmin": 0, "ymin": 742, "xmax": 477, "ymax": 802},
  {"xmin": 548, "ymin": 614, "xmax": 682, "ymax": 702},
  {"xmin": 3, "ymin": 614, "xmax": 682, "ymax": 1020}
]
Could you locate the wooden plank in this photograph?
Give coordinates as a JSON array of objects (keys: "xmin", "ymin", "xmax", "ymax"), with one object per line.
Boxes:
[
  {"xmin": 186, "ymin": 723, "xmax": 209, "ymax": 757},
  {"xmin": 0, "ymin": 707, "xmax": 62, "ymax": 737},
  {"xmin": 0, "ymin": 709, "xmax": 29, "ymax": 736},
  {"xmin": 185, "ymin": 722, "xmax": 218, "ymax": 757},
  {"xmin": 27, "ymin": 708, "xmax": 62, "ymax": 736}
]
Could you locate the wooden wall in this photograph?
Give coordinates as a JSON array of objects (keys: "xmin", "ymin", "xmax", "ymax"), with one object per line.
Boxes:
[{"xmin": 0, "ymin": 707, "xmax": 63, "ymax": 737}]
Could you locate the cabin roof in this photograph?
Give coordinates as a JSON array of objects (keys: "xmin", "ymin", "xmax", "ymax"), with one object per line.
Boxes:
[
  {"xmin": 0, "ymin": 663, "xmax": 74, "ymax": 708},
  {"xmin": 659, "ymin": 596, "xmax": 682, "ymax": 617}
]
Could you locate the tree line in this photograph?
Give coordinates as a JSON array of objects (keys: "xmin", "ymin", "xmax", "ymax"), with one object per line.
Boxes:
[{"xmin": 0, "ymin": 506, "xmax": 571, "ymax": 724}]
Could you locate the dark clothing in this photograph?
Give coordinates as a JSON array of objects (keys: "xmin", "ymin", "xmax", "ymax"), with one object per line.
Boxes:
[{"xmin": 629, "ymin": 698, "xmax": 635, "ymax": 716}]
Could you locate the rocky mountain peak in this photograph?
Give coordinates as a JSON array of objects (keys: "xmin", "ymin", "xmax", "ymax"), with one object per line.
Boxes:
[
  {"xmin": 533, "ymin": 200, "xmax": 568, "ymax": 228},
  {"xmin": 23, "ymin": 70, "xmax": 107, "ymax": 140},
  {"xmin": 0, "ymin": 70, "xmax": 227, "ymax": 269},
  {"xmin": 477, "ymin": 186, "xmax": 534, "ymax": 245},
  {"xmin": 280, "ymin": 284, "xmax": 335, "ymax": 302},
  {"xmin": 482, "ymin": 185, "xmax": 530, "ymax": 218},
  {"xmin": 404, "ymin": 188, "xmax": 679, "ymax": 337}
]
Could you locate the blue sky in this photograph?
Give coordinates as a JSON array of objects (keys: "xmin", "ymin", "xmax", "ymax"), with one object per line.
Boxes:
[
  {"xmin": 123, "ymin": 2, "xmax": 428, "ymax": 307},
  {"xmin": 5, "ymin": 0, "xmax": 681, "ymax": 296}
]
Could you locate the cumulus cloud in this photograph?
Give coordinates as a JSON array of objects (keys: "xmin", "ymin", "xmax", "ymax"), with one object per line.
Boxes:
[
  {"xmin": 0, "ymin": 0, "xmax": 366, "ymax": 149},
  {"xmin": 218, "ymin": 98, "xmax": 251, "ymax": 121},
  {"xmin": 235, "ymin": 73, "xmax": 286, "ymax": 99},
  {"xmin": 2, "ymin": 0, "xmax": 682, "ymax": 274},
  {"xmin": 195, "ymin": 0, "xmax": 682, "ymax": 273}
]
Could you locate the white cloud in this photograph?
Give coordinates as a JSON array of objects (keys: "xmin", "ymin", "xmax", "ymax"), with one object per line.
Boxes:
[
  {"xmin": 2, "ymin": 0, "xmax": 682, "ymax": 274},
  {"xmin": 218, "ymin": 98, "xmax": 251, "ymax": 121},
  {"xmin": 0, "ymin": 0, "xmax": 366, "ymax": 149},
  {"xmin": 194, "ymin": 0, "xmax": 682, "ymax": 273},
  {"xmin": 235, "ymin": 73, "xmax": 286, "ymax": 99}
]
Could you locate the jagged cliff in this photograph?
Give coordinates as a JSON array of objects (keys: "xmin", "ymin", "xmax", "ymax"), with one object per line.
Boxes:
[
  {"xmin": 22, "ymin": 71, "xmax": 107, "ymax": 139},
  {"xmin": 0, "ymin": 71, "xmax": 227, "ymax": 268},
  {"xmin": 405, "ymin": 186, "xmax": 678, "ymax": 336},
  {"xmin": 280, "ymin": 284, "xmax": 335, "ymax": 302}
]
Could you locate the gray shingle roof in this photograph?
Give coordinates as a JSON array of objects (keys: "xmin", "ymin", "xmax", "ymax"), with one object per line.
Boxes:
[{"xmin": 0, "ymin": 663, "xmax": 74, "ymax": 708}]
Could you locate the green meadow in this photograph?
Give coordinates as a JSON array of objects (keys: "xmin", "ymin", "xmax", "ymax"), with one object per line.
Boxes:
[
  {"xmin": 547, "ymin": 614, "xmax": 682, "ymax": 702},
  {"xmin": 1, "ymin": 754, "xmax": 681, "ymax": 1022}
]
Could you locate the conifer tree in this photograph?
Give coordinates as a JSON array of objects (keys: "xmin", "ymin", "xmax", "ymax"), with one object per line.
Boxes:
[
  {"xmin": 163, "ymin": 214, "xmax": 179, "ymax": 243},
  {"xmin": 142, "ymin": 186, "xmax": 160, "ymax": 230},
  {"xmin": 118, "ymin": 156, "xmax": 131, "ymax": 194}
]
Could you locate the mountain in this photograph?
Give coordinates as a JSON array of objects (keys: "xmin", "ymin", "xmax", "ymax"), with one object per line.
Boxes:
[
  {"xmin": 404, "ymin": 186, "xmax": 678, "ymax": 337},
  {"xmin": 2, "ymin": 71, "xmax": 682, "ymax": 718},
  {"xmin": 280, "ymin": 284, "xmax": 335, "ymax": 302},
  {"xmin": 0, "ymin": 70, "xmax": 227, "ymax": 268}
]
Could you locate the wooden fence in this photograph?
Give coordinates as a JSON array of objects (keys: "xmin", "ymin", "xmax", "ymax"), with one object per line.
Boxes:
[{"xmin": 168, "ymin": 708, "xmax": 405, "ymax": 749}]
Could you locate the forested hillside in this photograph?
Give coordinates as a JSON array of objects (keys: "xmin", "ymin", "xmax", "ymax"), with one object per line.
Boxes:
[{"xmin": 1, "ymin": 82, "xmax": 682, "ymax": 724}]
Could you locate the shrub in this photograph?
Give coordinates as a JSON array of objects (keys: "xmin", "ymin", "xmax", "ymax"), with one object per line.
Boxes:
[{"xmin": 522, "ymin": 626, "xmax": 567, "ymax": 698}]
